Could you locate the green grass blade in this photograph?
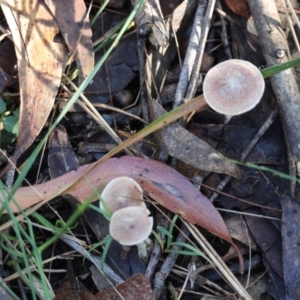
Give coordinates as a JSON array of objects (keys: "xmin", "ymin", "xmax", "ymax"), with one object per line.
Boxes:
[
  {"xmin": 165, "ymin": 249, "xmax": 201, "ymax": 256},
  {"xmin": 167, "ymin": 214, "xmax": 179, "ymax": 249},
  {"xmin": 261, "ymin": 56, "xmax": 300, "ymax": 78},
  {"xmin": 91, "ymin": 0, "xmax": 109, "ymax": 27},
  {"xmin": 169, "ymin": 241, "xmax": 209, "ymax": 261},
  {"xmin": 230, "ymin": 159, "xmax": 300, "ymax": 184},
  {"xmin": 101, "ymin": 235, "xmax": 113, "ymax": 270},
  {"xmin": 32, "ymin": 212, "xmax": 57, "ymax": 230},
  {"xmin": 151, "ymin": 230, "xmax": 164, "ymax": 250},
  {"xmin": 157, "ymin": 226, "xmax": 173, "ymax": 238},
  {"xmin": 0, "ymin": 277, "xmax": 20, "ymax": 300}
]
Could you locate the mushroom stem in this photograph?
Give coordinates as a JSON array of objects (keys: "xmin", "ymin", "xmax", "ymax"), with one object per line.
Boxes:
[
  {"xmin": 224, "ymin": 115, "xmax": 232, "ymax": 124},
  {"xmin": 137, "ymin": 237, "xmax": 152, "ymax": 262}
]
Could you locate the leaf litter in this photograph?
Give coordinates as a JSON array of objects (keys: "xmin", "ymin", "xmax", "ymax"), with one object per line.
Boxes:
[{"xmin": 0, "ymin": 0, "xmax": 299, "ymax": 299}]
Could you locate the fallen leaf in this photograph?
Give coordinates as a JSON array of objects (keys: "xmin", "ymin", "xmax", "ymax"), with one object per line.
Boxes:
[
  {"xmin": 85, "ymin": 21, "xmax": 138, "ymax": 105},
  {"xmin": 95, "ymin": 273, "xmax": 155, "ymax": 300},
  {"xmin": 245, "ymin": 207, "xmax": 283, "ymax": 277},
  {"xmin": 225, "ymin": 215, "xmax": 257, "ymax": 250},
  {"xmin": 134, "ymin": 0, "xmax": 168, "ymax": 48},
  {"xmin": 2, "ymin": 156, "xmax": 232, "ymax": 242},
  {"xmin": 48, "ymin": 125, "xmax": 79, "ymax": 179},
  {"xmin": 225, "ymin": 0, "xmax": 251, "ymax": 18},
  {"xmin": 0, "ymin": 0, "xmax": 67, "ymax": 165},
  {"xmin": 54, "ymin": 275, "xmax": 95, "ymax": 300},
  {"xmin": 148, "ymin": 99, "xmax": 241, "ymax": 177},
  {"xmin": 44, "ymin": 0, "xmax": 94, "ymax": 83}
]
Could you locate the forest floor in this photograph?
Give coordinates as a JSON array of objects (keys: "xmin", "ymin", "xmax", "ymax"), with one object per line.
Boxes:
[{"xmin": 0, "ymin": 0, "xmax": 300, "ymax": 299}]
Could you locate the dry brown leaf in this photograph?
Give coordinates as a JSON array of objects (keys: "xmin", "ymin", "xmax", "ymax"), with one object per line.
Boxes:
[
  {"xmin": 148, "ymin": 99, "xmax": 241, "ymax": 177},
  {"xmin": 1, "ymin": 156, "xmax": 232, "ymax": 243},
  {"xmin": 48, "ymin": 125, "xmax": 79, "ymax": 179},
  {"xmin": 54, "ymin": 275, "xmax": 96, "ymax": 300},
  {"xmin": 44, "ymin": 0, "xmax": 94, "ymax": 83},
  {"xmin": 95, "ymin": 274, "xmax": 155, "ymax": 300},
  {"xmin": 225, "ymin": 215, "xmax": 257, "ymax": 250},
  {"xmin": 134, "ymin": 0, "xmax": 168, "ymax": 48},
  {"xmin": 225, "ymin": 0, "xmax": 251, "ymax": 18},
  {"xmin": 0, "ymin": 0, "xmax": 67, "ymax": 165}
]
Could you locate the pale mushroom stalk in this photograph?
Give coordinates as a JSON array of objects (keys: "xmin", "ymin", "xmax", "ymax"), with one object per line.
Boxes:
[
  {"xmin": 120, "ymin": 238, "xmax": 152, "ymax": 263},
  {"xmin": 224, "ymin": 114, "xmax": 233, "ymax": 124},
  {"xmin": 136, "ymin": 237, "xmax": 152, "ymax": 263}
]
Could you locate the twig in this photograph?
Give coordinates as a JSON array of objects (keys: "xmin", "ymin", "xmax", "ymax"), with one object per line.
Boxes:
[
  {"xmin": 247, "ymin": 0, "xmax": 300, "ymax": 195},
  {"xmin": 59, "ymin": 234, "xmax": 124, "ymax": 286},
  {"xmin": 153, "ymin": 225, "xmax": 190, "ymax": 299},
  {"xmin": 185, "ymin": 0, "xmax": 216, "ymax": 101},
  {"xmin": 283, "ymin": 0, "xmax": 300, "ymax": 53},
  {"xmin": 185, "ymin": 222, "xmax": 253, "ymax": 300},
  {"xmin": 281, "ymin": 0, "xmax": 300, "ymax": 53},
  {"xmin": 173, "ymin": 0, "xmax": 208, "ymax": 108},
  {"xmin": 132, "ymin": 0, "xmax": 168, "ymax": 48},
  {"xmin": 145, "ymin": 211, "xmax": 170, "ymax": 280},
  {"xmin": 209, "ymin": 108, "xmax": 279, "ymax": 202},
  {"xmin": 216, "ymin": 0, "xmax": 232, "ymax": 59},
  {"xmin": 62, "ymin": 79, "xmax": 132, "ymax": 155}
]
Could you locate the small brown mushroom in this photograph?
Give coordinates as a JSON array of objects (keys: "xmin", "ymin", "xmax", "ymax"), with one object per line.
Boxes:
[
  {"xmin": 109, "ymin": 207, "xmax": 153, "ymax": 246},
  {"xmin": 100, "ymin": 177, "xmax": 145, "ymax": 215},
  {"xmin": 203, "ymin": 59, "xmax": 265, "ymax": 116}
]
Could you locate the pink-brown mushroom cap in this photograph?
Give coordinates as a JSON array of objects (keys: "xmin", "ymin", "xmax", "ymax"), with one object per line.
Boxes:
[
  {"xmin": 203, "ymin": 59, "xmax": 265, "ymax": 115},
  {"xmin": 109, "ymin": 207, "xmax": 153, "ymax": 245},
  {"xmin": 100, "ymin": 176, "xmax": 145, "ymax": 215}
]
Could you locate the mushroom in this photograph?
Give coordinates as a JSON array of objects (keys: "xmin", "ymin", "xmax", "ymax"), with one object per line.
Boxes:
[
  {"xmin": 100, "ymin": 176, "xmax": 145, "ymax": 216},
  {"xmin": 203, "ymin": 59, "xmax": 265, "ymax": 116},
  {"xmin": 109, "ymin": 206, "xmax": 153, "ymax": 246}
]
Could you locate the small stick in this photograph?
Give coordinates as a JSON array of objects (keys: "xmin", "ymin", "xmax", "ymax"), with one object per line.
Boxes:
[
  {"xmin": 209, "ymin": 108, "xmax": 279, "ymax": 202},
  {"xmin": 216, "ymin": 0, "xmax": 232, "ymax": 59},
  {"xmin": 153, "ymin": 225, "xmax": 190, "ymax": 299}
]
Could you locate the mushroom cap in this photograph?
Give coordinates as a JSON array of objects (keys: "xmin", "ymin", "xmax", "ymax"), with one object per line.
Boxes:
[
  {"xmin": 109, "ymin": 207, "xmax": 153, "ymax": 245},
  {"xmin": 100, "ymin": 177, "xmax": 145, "ymax": 215},
  {"xmin": 203, "ymin": 59, "xmax": 265, "ymax": 115}
]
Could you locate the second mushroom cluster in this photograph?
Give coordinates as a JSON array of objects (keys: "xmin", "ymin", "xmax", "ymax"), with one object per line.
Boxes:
[{"xmin": 100, "ymin": 177, "xmax": 153, "ymax": 246}]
